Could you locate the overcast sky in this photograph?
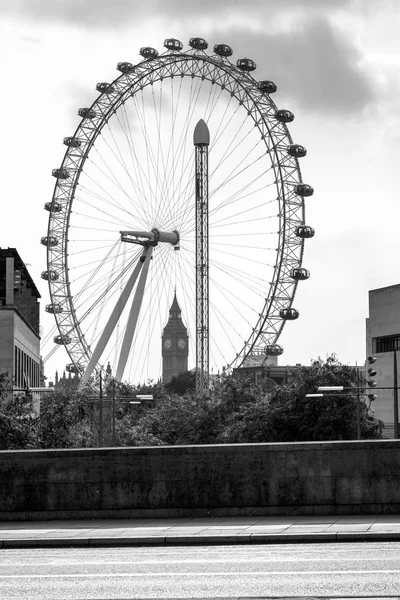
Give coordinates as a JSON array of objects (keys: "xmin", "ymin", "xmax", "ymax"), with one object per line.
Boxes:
[{"xmin": 1, "ymin": 0, "xmax": 399, "ymax": 380}]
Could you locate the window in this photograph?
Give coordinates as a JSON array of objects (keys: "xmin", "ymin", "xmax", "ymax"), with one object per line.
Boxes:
[
  {"xmin": 13, "ymin": 346, "xmax": 39, "ymax": 388},
  {"xmin": 374, "ymin": 335, "xmax": 400, "ymax": 353},
  {"xmin": 0, "ymin": 258, "xmax": 6, "ymax": 303}
]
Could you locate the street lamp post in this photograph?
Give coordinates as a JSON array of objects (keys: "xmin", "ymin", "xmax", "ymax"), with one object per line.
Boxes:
[
  {"xmin": 310, "ymin": 386, "xmax": 363, "ymax": 440},
  {"xmin": 394, "ymin": 349, "xmax": 399, "ymax": 438},
  {"xmin": 312, "ymin": 380, "xmax": 400, "ymax": 440},
  {"xmin": 99, "ymin": 371, "xmax": 103, "ymax": 447},
  {"xmin": 356, "ymin": 365, "xmax": 361, "ymax": 440},
  {"xmin": 112, "ymin": 378, "xmax": 116, "ymax": 447}
]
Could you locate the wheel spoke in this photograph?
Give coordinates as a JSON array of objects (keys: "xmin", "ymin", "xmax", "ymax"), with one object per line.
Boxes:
[{"xmin": 44, "ymin": 44, "xmax": 308, "ymax": 382}]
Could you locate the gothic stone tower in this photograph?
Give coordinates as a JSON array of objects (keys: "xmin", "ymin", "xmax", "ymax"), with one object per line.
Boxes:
[{"xmin": 162, "ymin": 293, "xmax": 188, "ymax": 382}]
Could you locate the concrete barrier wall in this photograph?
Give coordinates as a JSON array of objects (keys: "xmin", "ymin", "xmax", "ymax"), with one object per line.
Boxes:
[{"xmin": 1, "ymin": 440, "xmax": 400, "ymax": 520}]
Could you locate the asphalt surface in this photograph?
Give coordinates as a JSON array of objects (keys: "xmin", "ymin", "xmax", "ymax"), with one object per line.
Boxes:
[
  {"xmin": 2, "ymin": 515, "xmax": 400, "ymax": 548},
  {"xmin": 1, "ymin": 542, "xmax": 400, "ymax": 599}
]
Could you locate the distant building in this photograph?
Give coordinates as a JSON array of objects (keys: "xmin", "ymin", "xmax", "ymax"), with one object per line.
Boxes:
[
  {"xmin": 162, "ymin": 293, "xmax": 189, "ymax": 382},
  {"xmin": 366, "ymin": 283, "xmax": 400, "ymax": 437},
  {"xmin": 236, "ymin": 352, "xmax": 364, "ymax": 394},
  {"xmin": 48, "ymin": 361, "xmax": 109, "ymax": 390},
  {"xmin": 0, "ymin": 248, "xmax": 41, "ymax": 389},
  {"xmin": 39, "ymin": 356, "xmax": 47, "ymax": 387},
  {"xmin": 54, "ymin": 369, "xmax": 80, "ymax": 390},
  {"xmin": 235, "ymin": 353, "xmax": 301, "ymax": 385}
]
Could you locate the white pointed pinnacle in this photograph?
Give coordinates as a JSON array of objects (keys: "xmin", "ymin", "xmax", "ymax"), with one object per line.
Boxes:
[{"xmin": 193, "ymin": 119, "xmax": 210, "ymax": 146}]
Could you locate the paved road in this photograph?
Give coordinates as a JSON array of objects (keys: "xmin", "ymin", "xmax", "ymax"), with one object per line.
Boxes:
[{"xmin": 1, "ymin": 542, "xmax": 400, "ymax": 599}]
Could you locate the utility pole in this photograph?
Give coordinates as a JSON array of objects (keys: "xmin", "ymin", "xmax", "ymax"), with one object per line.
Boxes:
[{"xmin": 194, "ymin": 119, "xmax": 210, "ymax": 395}]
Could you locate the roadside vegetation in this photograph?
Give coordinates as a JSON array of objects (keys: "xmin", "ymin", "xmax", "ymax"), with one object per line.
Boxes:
[{"xmin": 0, "ymin": 355, "xmax": 384, "ymax": 449}]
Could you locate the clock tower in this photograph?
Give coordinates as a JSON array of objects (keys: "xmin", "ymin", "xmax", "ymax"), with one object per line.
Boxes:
[{"xmin": 162, "ymin": 292, "xmax": 189, "ymax": 382}]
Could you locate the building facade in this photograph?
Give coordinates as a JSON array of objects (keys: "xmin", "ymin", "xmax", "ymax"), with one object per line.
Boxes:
[
  {"xmin": 235, "ymin": 352, "xmax": 305, "ymax": 385},
  {"xmin": 236, "ymin": 353, "xmax": 364, "ymax": 397},
  {"xmin": 366, "ymin": 283, "xmax": 400, "ymax": 438},
  {"xmin": 0, "ymin": 248, "xmax": 41, "ymax": 389},
  {"xmin": 162, "ymin": 293, "xmax": 189, "ymax": 382}
]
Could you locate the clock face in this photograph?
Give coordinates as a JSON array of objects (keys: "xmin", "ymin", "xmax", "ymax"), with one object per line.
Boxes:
[
  {"xmin": 164, "ymin": 338, "xmax": 172, "ymax": 350},
  {"xmin": 177, "ymin": 338, "xmax": 186, "ymax": 349}
]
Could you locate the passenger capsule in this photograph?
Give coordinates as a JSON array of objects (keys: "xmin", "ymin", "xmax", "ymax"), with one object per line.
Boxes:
[
  {"xmin": 41, "ymin": 270, "xmax": 59, "ymax": 281},
  {"xmin": 164, "ymin": 38, "xmax": 183, "ymax": 51},
  {"xmin": 287, "ymin": 144, "xmax": 307, "ymax": 158},
  {"xmin": 117, "ymin": 61, "xmax": 134, "ymax": 73},
  {"xmin": 279, "ymin": 308, "xmax": 299, "ymax": 320},
  {"xmin": 45, "ymin": 303, "xmax": 63, "ymax": 314},
  {"xmin": 52, "ymin": 168, "xmax": 69, "ymax": 180},
  {"xmin": 41, "ymin": 236, "xmax": 58, "ymax": 247},
  {"xmin": 290, "ymin": 267, "xmax": 310, "ymax": 281},
  {"xmin": 294, "ymin": 183, "xmax": 314, "ymax": 197},
  {"xmin": 275, "ymin": 109, "xmax": 294, "ymax": 123},
  {"xmin": 78, "ymin": 107, "xmax": 96, "ymax": 119},
  {"xmin": 44, "ymin": 201, "xmax": 62, "ymax": 212},
  {"xmin": 54, "ymin": 334, "xmax": 71, "ymax": 345},
  {"xmin": 213, "ymin": 43, "xmax": 233, "ymax": 57},
  {"xmin": 96, "ymin": 82, "xmax": 115, "ymax": 94},
  {"xmin": 295, "ymin": 225, "xmax": 315, "ymax": 239},
  {"xmin": 237, "ymin": 57, "xmax": 256, "ymax": 72},
  {"xmin": 66, "ymin": 363, "xmax": 80, "ymax": 374},
  {"xmin": 257, "ymin": 80, "xmax": 277, "ymax": 94},
  {"xmin": 63, "ymin": 137, "xmax": 81, "ymax": 148},
  {"xmin": 189, "ymin": 37, "xmax": 208, "ymax": 50},
  {"xmin": 264, "ymin": 344, "xmax": 284, "ymax": 357},
  {"xmin": 140, "ymin": 47, "xmax": 159, "ymax": 59}
]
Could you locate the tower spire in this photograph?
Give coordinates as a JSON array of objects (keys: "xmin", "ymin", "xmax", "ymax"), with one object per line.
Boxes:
[{"xmin": 162, "ymin": 290, "xmax": 189, "ymax": 383}]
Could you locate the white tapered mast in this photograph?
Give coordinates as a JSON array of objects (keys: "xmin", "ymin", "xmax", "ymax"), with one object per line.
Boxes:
[{"xmin": 194, "ymin": 119, "xmax": 210, "ymax": 395}]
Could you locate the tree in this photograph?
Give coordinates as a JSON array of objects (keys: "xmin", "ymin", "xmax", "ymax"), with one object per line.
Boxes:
[
  {"xmin": 118, "ymin": 392, "xmax": 217, "ymax": 446},
  {"xmin": 264, "ymin": 355, "xmax": 384, "ymax": 442},
  {"xmin": 37, "ymin": 385, "xmax": 94, "ymax": 448},
  {"xmin": 109, "ymin": 357, "xmax": 384, "ymax": 446},
  {"xmin": 165, "ymin": 371, "xmax": 196, "ymax": 395},
  {"xmin": 116, "ymin": 372, "xmax": 277, "ymax": 446},
  {"xmin": 0, "ymin": 373, "xmax": 37, "ymax": 449},
  {"xmin": 0, "ymin": 355, "xmax": 383, "ymax": 449}
]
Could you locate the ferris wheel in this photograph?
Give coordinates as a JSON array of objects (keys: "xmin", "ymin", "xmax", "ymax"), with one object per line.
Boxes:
[{"xmin": 41, "ymin": 37, "xmax": 315, "ymax": 385}]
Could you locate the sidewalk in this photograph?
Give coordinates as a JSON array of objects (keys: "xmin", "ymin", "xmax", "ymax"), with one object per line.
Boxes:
[{"xmin": 2, "ymin": 514, "xmax": 400, "ymax": 548}]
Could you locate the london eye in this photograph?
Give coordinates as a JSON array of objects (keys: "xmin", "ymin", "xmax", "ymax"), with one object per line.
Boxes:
[{"xmin": 41, "ymin": 37, "xmax": 314, "ymax": 385}]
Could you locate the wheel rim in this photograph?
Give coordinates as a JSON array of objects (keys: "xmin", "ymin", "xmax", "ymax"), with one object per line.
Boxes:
[{"xmin": 45, "ymin": 43, "xmax": 308, "ymax": 382}]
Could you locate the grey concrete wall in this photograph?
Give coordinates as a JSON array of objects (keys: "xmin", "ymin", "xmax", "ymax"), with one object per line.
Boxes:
[
  {"xmin": 367, "ymin": 284, "xmax": 400, "ymax": 436},
  {"xmin": 0, "ymin": 310, "xmax": 14, "ymax": 376},
  {"xmin": 0, "ymin": 309, "xmax": 40, "ymax": 379},
  {"xmin": 14, "ymin": 311, "xmax": 40, "ymax": 361},
  {"xmin": 1, "ymin": 440, "xmax": 400, "ymax": 521}
]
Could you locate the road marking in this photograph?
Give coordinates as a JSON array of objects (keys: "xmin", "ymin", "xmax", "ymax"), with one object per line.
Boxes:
[
  {"xmin": 0, "ymin": 557, "xmax": 395, "ymax": 566},
  {"xmin": 2, "ymin": 570, "xmax": 400, "ymax": 578}
]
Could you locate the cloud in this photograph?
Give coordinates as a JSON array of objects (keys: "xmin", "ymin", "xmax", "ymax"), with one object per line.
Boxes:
[
  {"xmin": 2, "ymin": 0, "xmax": 350, "ymax": 28},
  {"xmin": 5, "ymin": 1, "xmax": 374, "ymax": 117},
  {"xmin": 21, "ymin": 35, "xmax": 41, "ymax": 44},
  {"xmin": 217, "ymin": 19, "xmax": 375, "ymax": 115}
]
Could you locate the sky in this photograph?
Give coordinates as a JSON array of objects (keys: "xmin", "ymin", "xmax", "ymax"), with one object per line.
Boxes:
[{"xmin": 1, "ymin": 0, "xmax": 399, "ymax": 382}]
